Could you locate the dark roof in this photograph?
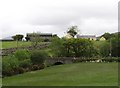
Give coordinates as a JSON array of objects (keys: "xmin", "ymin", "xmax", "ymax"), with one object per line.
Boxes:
[
  {"xmin": 77, "ymin": 35, "xmax": 96, "ymax": 38},
  {"xmin": 0, "ymin": 36, "xmax": 13, "ymax": 40},
  {"xmin": 27, "ymin": 33, "xmax": 52, "ymax": 36}
]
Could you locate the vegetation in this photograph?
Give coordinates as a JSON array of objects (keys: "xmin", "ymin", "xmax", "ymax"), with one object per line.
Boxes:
[
  {"xmin": 25, "ymin": 36, "xmax": 30, "ymax": 41},
  {"xmin": 1, "ymin": 41, "xmax": 31, "ymax": 49},
  {"xmin": 12, "ymin": 34, "xmax": 24, "ymax": 41},
  {"xmin": 1, "ymin": 41, "xmax": 48, "ymax": 49},
  {"xmin": 101, "ymin": 32, "xmax": 120, "ymax": 57},
  {"xmin": 67, "ymin": 26, "xmax": 78, "ymax": 37},
  {"xmin": 30, "ymin": 50, "xmax": 48, "ymax": 65},
  {"xmin": 2, "ymin": 49, "xmax": 49, "ymax": 77},
  {"xmin": 101, "ymin": 32, "xmax": 112, "ymax": 40},
  {"xmin": 2, "ymin": 55, "xmax": 20, "ymax": 76},
  {"xmin": 30, "ymin": 33, "xmax": 43, "ymax": 48},
  {"xmin": 2, "ymin": 34, "xmax": 119, "ymax": 77},
  {"xmin": 3, "ymin": 63, "xmax": 118, "ymax": 86},
  {"xmin": 14, "ymin": 49, "xmax": 31, "ymax": 61},
  {"xmin": 50, "ymin": 38, "xmax": 97, "ymax": 57}
]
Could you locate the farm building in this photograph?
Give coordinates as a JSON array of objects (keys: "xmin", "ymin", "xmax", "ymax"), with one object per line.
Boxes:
[
  {"xmin": 64, "ymin": 34, "xmax": 73, "ymax": 39},
  {"xmin": 26, "ymin": 33, "xmax": 57, "ymax": 42},
  {"xmin": 0, "ymin": 36, "xmax": 14, "ymax": 41},
  {"xmin": 77, "ymin": 35, "xmax": 96, "ymax": 40},
  {"xmin": 99, "ymin": 37, "xmax": 106, "ymax": 41}
]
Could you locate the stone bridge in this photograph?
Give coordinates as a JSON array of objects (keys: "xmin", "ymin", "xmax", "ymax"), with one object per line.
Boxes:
[{"xmin": 46, "ymin": 57, "xmax": 75, "ymax": 66}]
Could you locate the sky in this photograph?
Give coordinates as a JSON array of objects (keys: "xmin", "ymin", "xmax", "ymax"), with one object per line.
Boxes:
[{"xmin": 0, "ymin": 0, "xmax": 119, "ymax": 39}]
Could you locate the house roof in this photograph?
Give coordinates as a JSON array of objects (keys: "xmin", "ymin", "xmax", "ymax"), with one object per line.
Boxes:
[
  {"xmin": 27, "ymin": 33, "xmax": 52, "ymax": 36},
  {"xmin": 77, "ymin": 35, "xmax": 96, "ymax": 38},
  {"xmin": 0, "ymin": 36, "xmax": 13, "ymax": 40}
]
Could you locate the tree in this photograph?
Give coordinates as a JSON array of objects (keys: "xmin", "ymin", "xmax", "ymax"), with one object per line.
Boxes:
[
  {"xmin": 25, "ymin": 36, "xmax": 30, "ymax": 41},
  {"xmin": 50, "ymin": 38, "xmax": 96, "ymax": 57},
  {"xmin": 110, "ymin": 35, "xmax": 120, "ymax": 57},
  {"xmin": 67, "ymin": 26, "xmax": 78, "ymax": 37},
  {"xmin": 101, "ymin": 32, "xmax": 111, "ymax": 40},
  {"xmin": 30, "ymin": 33, "xmax": 42, "ymax": 48},
  {"xmin": 64, "ymin": 38, "xmax": 96, "ymax": 57},
  {"xmin": 99, "ymin": 41, "xmax": 110, "ymax": 57},
  {"xmin": 50, "ymin": 37, "xmax": 65, "ymax": 57},
  {"xmin": 12, "ymin": 34, "xmax": 24, "ymax": 41},
  {"xmin": 30, "ymin": 50, "xmax": 48, "ymax": 65}
]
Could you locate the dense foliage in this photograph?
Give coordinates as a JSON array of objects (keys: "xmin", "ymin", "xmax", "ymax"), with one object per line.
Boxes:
[
  {"xmin": 12, "ymin": 34, "xmax": 24, "ymax": 41},
  {"xmin": 30, "ymin": 50, "xmax": 48, "ymax": 65},
  {"xmin": 2, "ymin": 49, "xmax": 48, "ymax": 77},
  {"xmin": 50, "ymin": 38, "xmax": 97, "ymax": 57},
  {"xmin": 67, "ymin": 26, "xmax": 78, "ymax": 37}
]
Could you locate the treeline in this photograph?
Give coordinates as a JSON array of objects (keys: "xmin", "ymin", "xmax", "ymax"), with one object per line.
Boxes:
[
  {"xmin": 100, "ymin": 32, "xmax": 120, "ymax": 57},
  {"xmin": 50, "ymin": 32, "xmax": 120, "ymax": 57}
]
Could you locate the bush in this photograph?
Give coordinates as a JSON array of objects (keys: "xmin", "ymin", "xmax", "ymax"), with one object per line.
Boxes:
[
  {"xmin": 14, "ymin": 49, "xmax": 30, "ymax": 61},
  {"xmin": 30, "ymin": 50, "xmax": 48, "ymax": 65},
  {"xmin": 2, "ymin": 56, "xmax": 20, "ymax": 76},
  {"xmin": 14, "ymin": 49, "xmax": 32, "ymax": 72},
  {"xmin": 31, "ymin": 64, "xmax": 45, "ymax": 71},
  {"xmin": 19, "ymin": 59, "xmax": 32, "ymax": 68},
  {"xmin": 72, "ymin": 57, "xmax": 119, "ymax": 63}
]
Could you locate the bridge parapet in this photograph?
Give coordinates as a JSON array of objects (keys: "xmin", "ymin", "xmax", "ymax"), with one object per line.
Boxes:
[{"xmin": 46, "ymin": 57, "xmax": 74, "ymax": 66}]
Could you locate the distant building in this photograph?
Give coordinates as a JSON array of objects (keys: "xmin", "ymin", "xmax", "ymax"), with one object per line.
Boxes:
[
  {"xmin": 26, "ymin": 33, "xmax": 57, "ymax": 42},
  {"xmin": 98, "ymin": 37, "xmax": 106, "ymax": 41},
  {"xmin": 64, "ymin": 34, "xmax": 73, "ymax": 39},
  {"xmin": 77, "ymin": 35, "xmax": 96, "ymax": 40},
  {"xmin": 0, "ymin": 36, "xmax": 14, "ymax": 41}
]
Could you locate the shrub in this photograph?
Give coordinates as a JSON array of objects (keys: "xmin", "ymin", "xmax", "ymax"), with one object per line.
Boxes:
[
  {"xmin": 31, "ymin": 64, "xmax": 45, "ymax": 71},
  {"xmin": 14, "ymin": 49, "xmax": 31, "ymax": 61},
  {"xmin": 19, "ymin": 59, "xmax": 32, "ymax": 68},
  {"xmin": 2, "ymin": 56, "xmax": 20, "ymax": 76},
  {"xmin": 30, "ymin": 50, "xmax": 48, "ymax": 65},
  {"xmin": 72, "ymin": 57, "xmax": 119, "ymax": 63}
]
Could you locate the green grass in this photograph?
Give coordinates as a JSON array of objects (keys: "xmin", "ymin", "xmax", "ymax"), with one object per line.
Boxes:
[
  {"xmin": 1, "ymin": 41, "xmax": 31, "ymax": 49},
  {"xmin": 2, "ymin": 63, "xmax": 118, "ymax": 86},
  {"xmin": 1, "ymin": 41, "xmax": 48, "ymax": 49}
]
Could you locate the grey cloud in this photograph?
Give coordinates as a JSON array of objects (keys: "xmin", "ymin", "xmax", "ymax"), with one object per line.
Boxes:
[{"xmin": 0, "ymin": 0, "xmax": 119, "ymax": 39}]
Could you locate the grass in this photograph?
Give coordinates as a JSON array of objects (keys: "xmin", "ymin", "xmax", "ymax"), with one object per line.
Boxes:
[
  {"xmin": 1, "ymin": 41, "xmax": 31, "ymax": 49},
  {"xmin": 2, "ymin": 62, "xmax": 118, "ymax": 86},
  {"xmin": 1, "ymin": 41, "xmax": 48, "ymax": 49}
]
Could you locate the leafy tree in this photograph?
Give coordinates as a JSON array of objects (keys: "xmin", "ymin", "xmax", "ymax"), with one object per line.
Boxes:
[
  {"xmin": 99, "ymin": 41, "xmax": 110, "ymax": 57},
  {"xmin": 110, "ymin": 35, "xmax": 120, "ymax": 57},
  {"xmin": 101, "ymin": 32, "xmax": 111, "ymax": 40},
  {"xmin": 65, "ymin": 38, "xmax": 96, "ymax": 57},
  {"xmin": 50, "ymin": 37, "xmax": 65, "ymax": 57},
  {"xmin": 25, "ymin": 36, "xmax": 30, "ymax": 41},
  {"xmin": 14, "ymin": 49, "xmax": 31, "ymax": 61},
  {"xmin": 30, "ymin": 50, "xmax": 48, "ymax": 65},
  {"xmin": 50, "ymin": 38, "xmax": 96, "ymax": 57},
  {"xmin": 30, "ymin": 33, "xmax": 43, "ymax": 48},
  {"xmin": 12, "ymin": 34, "xmax": 24, "ymax": 41},
  {"xmin": 67, "ymin": 26, "xmax": 78, "ymax": 37}
]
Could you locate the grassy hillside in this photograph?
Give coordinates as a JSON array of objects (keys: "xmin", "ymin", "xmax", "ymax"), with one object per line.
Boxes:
[
  {"xmin": 1, "ymin": 41, "xmax": 31, "ymax": 49},
  {"xmin": 2, "ymin": 63, "xmax": 118, "ymax": 86},
  {"xmin": 1, "ymin": 41, "xmax": 49, "ymax": 49}
]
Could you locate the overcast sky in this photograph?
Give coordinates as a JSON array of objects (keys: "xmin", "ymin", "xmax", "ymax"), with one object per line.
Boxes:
[{"xmin": 0, "ymin": 0, "xmax": 119, "ymax": 39}]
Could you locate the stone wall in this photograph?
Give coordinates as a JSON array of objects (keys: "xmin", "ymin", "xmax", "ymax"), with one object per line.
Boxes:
[
  {"xmin": 0, "ymin": 43, "xmax": 50, "ymax": 56},
  {"xmin": 46, "ymin": 57, "xmax": 75, "ymax": 66}
]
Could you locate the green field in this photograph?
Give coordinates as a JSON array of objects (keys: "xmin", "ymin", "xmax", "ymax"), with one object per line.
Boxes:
[
  {"xmin": 1, "ymin": 41, "xmax": 31, "ymax": 49},
  {"xmin": 2, "ymin": 63, "xmax": 118, "ymax": 86},
  {"xmin": 1, "ymin": 41, "xmax": 48, "ymax": 49}
]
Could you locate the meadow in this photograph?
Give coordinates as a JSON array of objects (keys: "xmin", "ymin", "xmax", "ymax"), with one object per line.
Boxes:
[
  {"xmin": 2, "ymin": 62, "xmax": 118, "ymax": 86},
  {"xmin": 1, "ymin": 41, "xmax": 31, "ymax": 49},
  {"xmin": 1, "ymin": 41, "xmax": 49, "ymax": 49}
]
